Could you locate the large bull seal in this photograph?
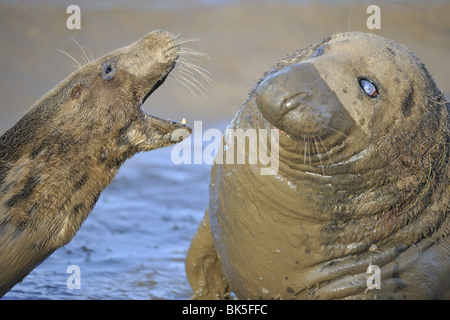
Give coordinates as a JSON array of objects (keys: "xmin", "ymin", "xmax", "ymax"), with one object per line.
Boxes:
[
  {"xmin": 0, "ymin": 30, "xmax": 197, "ymax": 297},
  {"xmin": 186, "ymin": 32, "xmax": 449, "ymax": 299}
]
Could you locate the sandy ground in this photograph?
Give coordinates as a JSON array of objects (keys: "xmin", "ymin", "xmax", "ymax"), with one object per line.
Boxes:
[{"xmin": 1, "ymin": 0, "xmax": 449, "ymax": 133}]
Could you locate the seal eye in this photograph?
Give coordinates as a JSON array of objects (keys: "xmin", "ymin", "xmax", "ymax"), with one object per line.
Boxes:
[
  {"xmin": 359, "ymin": 78, "xmax": 378, "ymax": 97},
  {"xmin": 101, "ymin": 61, "xmax": 117, "ymax": 81},
  {"xmin": 312, "ymin": 46, "xmax": 324, "ymax": 57}
]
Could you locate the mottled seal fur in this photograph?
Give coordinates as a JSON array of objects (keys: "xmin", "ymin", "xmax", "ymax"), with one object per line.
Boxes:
[
  {"xmin": 0, "ymin": 30, "xmax": 194, "ymax": 296},
  {"xmin": 186, "ymin": 32, "xmax": 449, "ymax": 299}
]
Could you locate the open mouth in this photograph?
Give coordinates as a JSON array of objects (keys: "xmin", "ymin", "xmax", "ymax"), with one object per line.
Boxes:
[
  {"xmin": 139, "ymin": 62, "xmax": 187, "ymax": 125},
  {"xmin": 141, "ymin": 63, "xmax": 176, "ymax": 105}
]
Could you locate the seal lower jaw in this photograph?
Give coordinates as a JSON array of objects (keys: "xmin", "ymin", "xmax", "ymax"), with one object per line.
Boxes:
[
  {"xmin": 257, "ymin": 110, "xmax": 355, "ymax": 167},
  {"xmin": 256, "ymin": 95, "xmax": 355, "ymax": 159}
]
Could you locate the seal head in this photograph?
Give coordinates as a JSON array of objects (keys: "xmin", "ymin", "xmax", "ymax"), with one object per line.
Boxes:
[{"xmin": 0, "ymin": 30, "xmax": 196, "ymax": 296}]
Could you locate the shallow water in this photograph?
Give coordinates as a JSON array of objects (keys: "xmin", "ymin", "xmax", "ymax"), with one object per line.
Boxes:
[{"xmin": 3, "ymin": 145, "xmax": 213, "ymax": 300}]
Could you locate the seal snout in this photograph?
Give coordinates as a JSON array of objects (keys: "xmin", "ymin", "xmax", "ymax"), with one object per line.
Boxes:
[{"xmin": 255, "ymin": 63, "xmax": 352, "ymax": 140}]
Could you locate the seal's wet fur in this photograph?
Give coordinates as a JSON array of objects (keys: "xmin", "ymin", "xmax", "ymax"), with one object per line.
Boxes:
[
  {"xmin": 186, "ymin": 32, "xmax": 449, "ymax": 299},
  {"xmin": 0, "ymin": 30, "xmax": 192, "ymax": 296}
]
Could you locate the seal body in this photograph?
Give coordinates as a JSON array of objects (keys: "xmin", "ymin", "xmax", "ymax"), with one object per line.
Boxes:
[
  {"xmin": 0, "ymin": 30, "xmax": 192, "ymax": 297},
  {"xmin": 186, "ymin": 32, "xmax": 449, "ymax": 299}
]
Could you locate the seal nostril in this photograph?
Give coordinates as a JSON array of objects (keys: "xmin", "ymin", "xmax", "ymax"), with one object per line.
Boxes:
[
  {"xmin": 299, "ymin": 90, "xmax": 312, "ymax": 101},
  {"xmin": 283, "ymin": 91, "xmax": 311, "ymax": 111}
]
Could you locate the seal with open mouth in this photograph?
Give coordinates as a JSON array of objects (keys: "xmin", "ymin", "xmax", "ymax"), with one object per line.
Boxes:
[
  {"xmin": 186, "ymin": 32, "xmax": 449, "ymax": 299},
  {"xmin": 0, "ymin": 30, "xmax": 199, "ymax": 296}
]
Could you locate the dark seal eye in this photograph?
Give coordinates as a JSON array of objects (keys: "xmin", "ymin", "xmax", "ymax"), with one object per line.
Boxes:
[
  {"xmin": 359, "ymin": 78, "xmax": 378, "ymax": 97},
  {"xmin": 101, "ymin": 61, "xmax": 117, "ymax": 80},
  {"xmin": 312, "ymin": 46, "xmax": 324, "ymax": 58}
]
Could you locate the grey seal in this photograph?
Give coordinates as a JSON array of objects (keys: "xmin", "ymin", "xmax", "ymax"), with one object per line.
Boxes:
[
  {"xmin": 186, "ymin": 32, "xmax": 449, "ymax": 299},
  {"xmin": 0, "ymin": 30, "xmax": 195, "ymax": 296}
]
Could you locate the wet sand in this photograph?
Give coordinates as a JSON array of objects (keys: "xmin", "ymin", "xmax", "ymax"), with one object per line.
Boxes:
[{"xmin": 1, "ymin": 0, "xmax": 449, "ymax": 299}]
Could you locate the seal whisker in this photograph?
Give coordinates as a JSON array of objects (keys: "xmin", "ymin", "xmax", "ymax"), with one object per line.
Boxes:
[
  {"xmin": 177, "ymin": 56, "xmax": 210, "ymax": 71},
  {"xmin": 176, "ymin": 65, "xmax": 198, "ymax": 78},
  {"xmin": 177, "ymin": 57, "xmax": 212, "ymax": 79},
  {"xmin": 177, "ymin": 38, "xmax": 201, "ymax": 46},
  {"xmin": 69, "ymin": 37, "xmax": 92, "ymax": 65},
  {"xmin": 85, "ymin": 45, "xmax": 95, "ymax": 63},
  {"xmin": 173, "ymin": 30, "xmax": 184, "ymax": 40},
  {"xmin": 178, "ymin": 64, "xmax": 211, "ymax": 87},
  {"xmin": 319, "ymin": 122, "xmax": 350, "ymax": 139},
  {"xmin": 56, "ymin": 49, "xmax": 82, "ymax": 69},
  {"xmin": 170, "ymin": 74, "xmax": 199, "ymax": 97},
  {"xmin": 167, "ymin": 38, "xmax": 212, "ymax": 98},
  {"xmin": 308, "ymin": 138, "xmax": 312, "ymax": 166},
  {"xmin": 314, "ymin": 138, "xmax": 326, "ymax": 176},
  {"xmin": 178, "ymin": 57, "xmax": 211, "ymax": 73},
  {"xmin": 176, "ymin": 61, "xmax": 213, "ymax": 90},
  {"xmin": 320, "ymin": 122, "xmax": 367, "ymax": 144},
  {"xmin": 80, "ymin": 56, "xmax": 90, "ymax": 66},
  {"xmin": 176, "ymin": 68, "xmax": 209, "ymax": 94},
  {"xmin": 317, "ymin": 135, "xmax": 334, "ymax": 164},
  {"xmin": 171, "ymin": 31, "xmax": 196, "ymax": 43},
  {"xmin": 303, "ymin": 135, "xmax": 308, "ymax": 165},
  {"xmin": 347, "ymin": 8, "xmax": 352, "ymax": 32},
  {"xmin": 174, "ymin": 74, "xmax": 207, "ymax": 99},
  {"xmin": 178, "ymin": 47, "xmax": 209, "ymax": 59}
]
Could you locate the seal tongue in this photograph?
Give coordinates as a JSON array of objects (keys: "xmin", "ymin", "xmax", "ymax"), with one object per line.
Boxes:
[{"xmin": 272, "ymin": 125, "xmax": 288, "ymax": 135}]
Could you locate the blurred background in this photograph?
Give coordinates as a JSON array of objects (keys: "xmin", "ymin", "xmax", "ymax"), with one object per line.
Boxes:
[{"xmin": 1, "ymin": 0, "xmax": 449, "ymax": 299}]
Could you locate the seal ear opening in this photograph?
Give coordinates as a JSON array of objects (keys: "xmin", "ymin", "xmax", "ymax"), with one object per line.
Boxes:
[{"xmin": 71, "ymin": 85, "xmax": 83, "ymax": 99}]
